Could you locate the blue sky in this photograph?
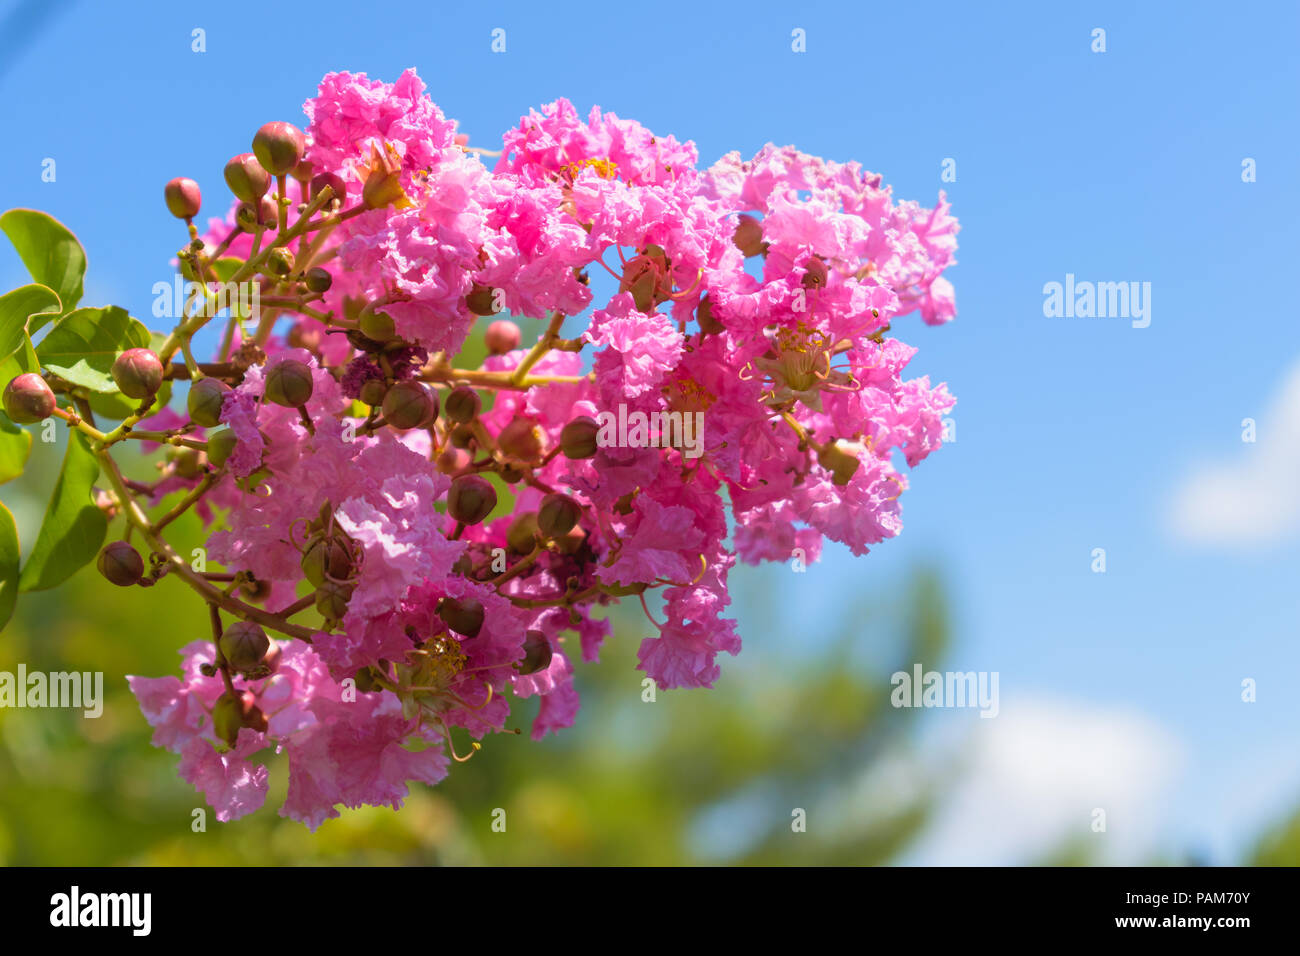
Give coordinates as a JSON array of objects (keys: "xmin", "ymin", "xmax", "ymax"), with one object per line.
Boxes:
[{"xmin": 1, "ymin": 0, "xmax": 1298, "ymax": 862}]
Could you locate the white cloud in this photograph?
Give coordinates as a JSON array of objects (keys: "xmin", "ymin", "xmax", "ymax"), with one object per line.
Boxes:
[
  {"xmin": 897, "ymin": 697, "xmax": 1182, "ymax": 865},
  {"xmin": 1169, "ymin": 358, "xmax": 1300, "ymax": 545}
]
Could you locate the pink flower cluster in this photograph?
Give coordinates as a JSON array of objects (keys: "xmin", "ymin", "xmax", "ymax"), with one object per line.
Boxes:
[{"xmin": 131, "ymin": 69, "xmax": 959, "ymax": 828}]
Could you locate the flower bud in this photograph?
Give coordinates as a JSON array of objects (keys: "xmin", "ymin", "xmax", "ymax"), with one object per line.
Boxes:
[
  {"xmin": 242, "ymin": 705, "xmax": 269, "ymax": 734},
  {"xmin": 506, "ymin": 512, "xmax": 539, "ymax": 554},
  {"xmin": 310, "ymin": 172, "xmax": 347, "ymax": 206},
  {"xmin": 382, "ymin": 381, "xmax": 437, "ymax": 430},
  {"xmin": 437, "ymin": 596, "xmax": 484, "ymax": 638},
  {"xmin": 187, "ymin": 377, "xmax": 230, "ymax": 427},
  {"xmin": 224, "ymin": 153, "xmax": 271, "ymax": 202},
  {"xmin": 291, "ymin": 158, "xmax": 314, "ymax": 183},
  {"xmin": 301, "ymin": 537, "xmax": 353, "ymax": 587},
  {"xmin": 448, "ymin": 423, "xmax": 476, "ymax": 449},
  {"xmin": 264, "ymin": 246, "xmax": 294, "ymax": 277},
  {"xmin": 554, "ymin": 524, "xmax": 587, "ymax": 555},
  {"xmin": 354, "ymin": 667, "xmax": 380, "ymax": 694},
  {"xmin": 517, "ymin": 630, "xmax": 552, "ymax": 675},
  {"xmin": 207, "ymin": 428, "xmax": 238, "ymax": 468},
  {"xmin": 255, "ymin": 641, "xmax": 282, "ymax": 677},
  {"xmin": 484, "ymin": 320, "xmax": 520, "ymax": 355},
  {"xmin": 220, "ymin": 621, "xmax": 270, "ymax": 673},
  {"xmin": 169, "ymin": 445, "xmax": 207, "ymax": 479},
  {"xmin": 358, "ymin": 378, "xmax": 388, "ymax": 407},
  {"xmin": 447, "ymin": 474, "xmax": 497, "ymax": 525},
  {"xmin": 443, "ymin": 386, "xmax": 480, "ymax": 424},
  {"xmin": 314, "ymin": 579, "xmax": 353, "ymax": 621},
  {"xmin": 733, "ymin": 214, "xmax": 766, "ymax": 257},
  {"xmin": 465, "ymin": 284, "xmax": 499, "ymax": 316},
  {"xmin": 801, "ymin": 257, "xmax": 829, "ymax": 290},
  {"xmin": 537, "ymin": 493, "xmax": 582, "ymax": 539},
  {"xmin": 213, "ymin": 690, "xmax": 256, "ymax": 746},
  {"xmin": 111, "ymin": 348, "xmax": 164, "ymax": 399},
  {"xmin": 696, "ymin": 294, "xmax": 724, "ymax": 335},
  {"xmin": 304, "ymin": 267, "xmax": 332, "ymax": 293},
  {"xmin": 358, "ymin": 305, "xmax": 397, "ymax": 344},
  {"xmin": 251, "ymin": 121, "xmax": 306, "ymax": 177},
  {"xmin": 497, "ymin": 418, "xmax": 543, "ymax": 460},
  {"xmin": 163, "ymin": 177, "xmax": 201, "ymax": 219},
  {"xmin": 264, "ymin": 359, "xmax": 314, "ymax": 407},
  {"xmin": 97, "ymin": 540, "xmax": 143, "ymax": 587},
  {"xmin": 3, "ymin": 373, "xmax": 56, "ymax": 423},
  {"xmin": 560, "ymin": 416, "xmax": 600, "ymax": 459},
  {"xmin": 817, "ymin": 441, "xmax": 861, "ymax": 486},
  {"xmin": 436, "ymin": 446, "xmax": 470, "ymax": 475}
]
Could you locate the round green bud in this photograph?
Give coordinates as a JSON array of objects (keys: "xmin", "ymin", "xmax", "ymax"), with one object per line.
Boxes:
[
  {"xmin": 358, "ymin": 378, "xmax": 388, "ymax": 407},
  {"xmin": 447, "ymin": 474, "xmax": 497, "ymax": 525},
  {"xmin": 213, "ymin": 690, "xmax": 256, "ymax": 746},
  {"xmin": 537, "ymin": 493, "xmax": 582, "ymax": 539},
  {"xmin": 506, "ymin": 512, "xmax": 539, "ymax": 554},
  {"xmin": 733, "ymin": 214, "xmax": 766, "ymax": 257},
  {"xmin": 437, "ymin": 596, "xmax": 484, "ymax": 638},
  {"xmin": 497, "ymin": 418, "xmax": 543, "ymax": 461},
  {"xmin": 310, "ymin": 172, "xmax": 347, "ymax": 206},
  {"xmin": 358, "ymin": 304, "xmax": 397, "ymax": 343},
  {"xmin": 484, "ymin": 319, "xmax": 520, "ymax": 355},
  {"xmin": 301, "ymin": 537, "xmax": 353, "ymax": 588},
  {"xmin": 187, "ymin": 377, "xmax": 230, "ymax": 427},
  {"xmin": 264, "ymin": 247, "xmax": 294, "ymax": 277},
  {"xmin": 169, "ymin": 446, "xmax": 207, "ymax": 480},
  {"xmin": 381, "ymin": 381, "xmax": 438, "ymax": 430},
  {"xmin": 3, "ymin": 373, "xmax": 56, "ymax": 423},
  {"xmin": 264, "ymin": 359, "xmax": 314, "ymax": 407},
  {"xmin": 207, "ymin": 428, "xmax": 238, "ymax": 468},
  {"xmin": 517, "ymin": 630, "xmax": 553, "ymax": 675},
  {"xmin": 220, "ymin": 621, "xmax": 270, "ymax": 673},
  {"xmin": 111, "ymin": 348, "xmax": 164, "ymax": 399},
  {"xmin": 304, "ymin": 267, "xmax": 332, "ymax": 293},
  {"xmin": 97, "ymin": 540, "xmax": 143, "ymax": 587},
  {"xmin": 251, "ymin": 121, "xmax": 306, "ymax": 177},
  {"xmin": 224, "ymin": 153, "xmax": 271, "ymax": 202},
  {"xmin": 465, "ymin": 284, "xmax": 499, "ymax": 316},
  {"xmin": 443, "ymin": 386, "xmax": 481, "ymax": 424},
  {"xmin": 436, "ymin": 446, "xmax": 470, "ymax": 475},
  {"xmin": 696, "ymin": 294, "xmax": 724, "ymax": 334},
  {"xmin": 164, "ymin": 177, "xmax": 201, "ymax": 219},
  {"xmin": 817, "ymin": 441, "xmax": 861, "ymax": 486},
  {"xmin": 560, "ymin": 415, "xmax": 600, "ymax": 459}
]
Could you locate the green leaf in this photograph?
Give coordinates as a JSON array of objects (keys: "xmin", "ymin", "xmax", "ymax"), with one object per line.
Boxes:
[
  {"xmin": 17, "ymin": 430, "xmax": 106, "ymax": 592},
  {"xmin": 0, "ymin": 502, "xmax": 18, "ymax": 630},
  {"xmin": 86, "ymin": 380, "xmax": 171, "ymax": 421},
  {"xmin": 0, "ymin": 417, "xmax": 32, "ymax": 484},
  {"xmin": 0, "ymin": 209, "xmax": 86, "ymax": 323},
  {"xmin": 210, "ymin": 258, "xmax": 244, "ymax": 282},
  {"xmin": 35, "ymin": 305, "xmax": 149, "ymax": 392},
  {"xmin": 0, "ymin": 283, "xmax": 61, "ymax": 361}
]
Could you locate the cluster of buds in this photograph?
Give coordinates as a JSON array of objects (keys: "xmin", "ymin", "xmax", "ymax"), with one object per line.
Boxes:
[{"xmin": 0, "ymin": 68, "xmax": 959, "ymax": 829}]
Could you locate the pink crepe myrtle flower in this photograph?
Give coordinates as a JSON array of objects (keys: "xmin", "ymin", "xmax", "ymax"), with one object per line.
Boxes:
[{"xmin": 108, "ymin": 67, "xmax": 962, "ymax": 828}]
